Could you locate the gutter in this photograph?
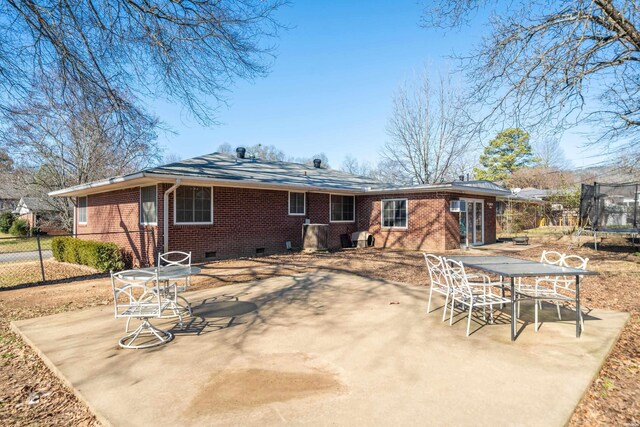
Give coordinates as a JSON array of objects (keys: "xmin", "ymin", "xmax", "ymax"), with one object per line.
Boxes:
[
  {"xmin": 163, "ymin": 179, "xmax": 181, "ymax": 254},
  {"xmin": 48, "ymin": 172, "xmax": 510, "ymax": 198},
  {"xmin": 48, "ymin": 172, "xmax": 145, "ymax": 196}
]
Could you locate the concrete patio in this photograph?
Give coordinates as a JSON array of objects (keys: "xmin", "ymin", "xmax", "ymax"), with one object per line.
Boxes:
[{"xmin": 12, "ymin": 271, "xmax": 628, "ymax": 427}]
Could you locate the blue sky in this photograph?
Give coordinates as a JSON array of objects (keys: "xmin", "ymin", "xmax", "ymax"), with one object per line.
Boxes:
[{"xmin": 152, "ymin": 1, "xmax": 599, "ymax": 169}]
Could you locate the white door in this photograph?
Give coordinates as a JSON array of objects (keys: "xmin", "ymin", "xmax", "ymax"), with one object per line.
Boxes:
[{"xmin": 460, "ymin": 199, "xmax": 484, "ymax": 246}]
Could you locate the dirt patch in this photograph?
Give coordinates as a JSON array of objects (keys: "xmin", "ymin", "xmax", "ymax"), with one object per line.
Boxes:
[
  {"xmin": 187, "ymin": 367, "xmax": 342, "ymax": 417},
  {"xmin": 1, "ymin": 237, "xmax": 639, "ymax": 425}
]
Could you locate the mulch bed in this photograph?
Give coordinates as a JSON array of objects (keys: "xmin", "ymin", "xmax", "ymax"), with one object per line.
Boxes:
[{"xmin": 0, "ymin": 237, "xmax": 638, "ymax": 425}]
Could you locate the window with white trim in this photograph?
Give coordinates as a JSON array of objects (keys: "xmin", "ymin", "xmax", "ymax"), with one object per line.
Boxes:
[
  {"xmin": 330, "ymin": 195, "xmax": 355, "ymax": 222},
  {"xmin": 77, "ymin": 196, "xmax": 87, "ymax": 224},
  {"xmin": 289, "ymin": 192, "xmax": 306, "ymax": 215},
  {"xmin": 381, "ymin": 199, "xmax": 407, "ymax": 228},
  {"xmin": 175, "ymin": 186, "xmax": 212, "ymax": 224},
  {"xmin": 140, "ymin": 186, "xmax": 157, "ymax": 224}
]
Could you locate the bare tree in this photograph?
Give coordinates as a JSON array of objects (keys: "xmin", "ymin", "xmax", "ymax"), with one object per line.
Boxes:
[
  {"xmin": 421, "ymin": 0, "xmax": 640, "ymax": 155},
  {"xmin": 340, "ymin": 155, "xmax": 374, "ymax": 177},
  {"xmin": 1, "ymin": 84, "xmax": 160, "ymax": 230},
  {"xmin": 534, "ymin": 138, "xmax": 569, "ymax": 169},
  {"xmin": 0, "ymin": 0, "xmax": 284, "ymax": 125},
  {"xmin": 383, "ymin": 70, "xmax": 477, "ymax": 184}
]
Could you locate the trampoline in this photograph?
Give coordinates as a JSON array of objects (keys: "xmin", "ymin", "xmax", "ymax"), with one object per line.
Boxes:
[{"xmin": 579, "ymin": 182, "xmax": 640, "ymax": 249}]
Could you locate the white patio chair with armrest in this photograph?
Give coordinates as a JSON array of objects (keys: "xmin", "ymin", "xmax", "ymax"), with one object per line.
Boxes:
[
  {"xmin": 443, "ymin": 258, "xmax": 511, "ymax": 336},
  {"xmin": 158, "ymin": 251, "xmax": 192, "ymax": 316},
  {"xmin": 533, "ymin": 254, "xmax": 589, "ymax": 331},
  {"xmin": 424, "ymin": 254, "xmax": 451, "ymax": 321},
  {"xmin": 516, "ymin": 250, "xmax": 564, "ymax": 318},
  {"xmin": 111, "ymin": 270, "xmax": 173, "ymax": 349}
]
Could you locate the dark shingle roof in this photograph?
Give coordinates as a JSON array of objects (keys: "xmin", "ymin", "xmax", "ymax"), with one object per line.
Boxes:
[{"xmin": 143, "ymin": 153, "xmax": 386, "ymax": 191}]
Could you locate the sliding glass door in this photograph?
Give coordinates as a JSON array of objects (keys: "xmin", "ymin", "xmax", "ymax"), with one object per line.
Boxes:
[{"xmin": 459, "ymin": 199, "xmax": 484, "ymax": 246}]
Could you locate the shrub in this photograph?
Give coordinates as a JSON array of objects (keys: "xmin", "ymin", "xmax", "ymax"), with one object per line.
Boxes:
[
  {"xmin": 9, "ymin": 218, "xmax": 29, "ymax": 236},
  {"xmin": 0, "ymin": 212, "xmax": 15, "ymax": 233},
  {"xmin": 51, "ymin": 236, "xmax": 124, "ymax": 272}
]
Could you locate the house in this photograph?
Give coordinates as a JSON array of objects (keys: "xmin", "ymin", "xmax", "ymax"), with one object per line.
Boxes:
[
  {"xmin": 49, "ymin": 150, "xmax": 510, "ymax": 266},
  {"xmin": 12, "ymin": 196, "xmax": 68, "ymax": 235}
]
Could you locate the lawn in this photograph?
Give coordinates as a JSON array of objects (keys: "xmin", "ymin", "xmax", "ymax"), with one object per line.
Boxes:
[
  {"xmin": 0, "ymin": 232, "xmax": 53, "ymax": 254},
  {"xmin": 0, "ymin": 237, "xmax": 638, "ymax": 425},
  {"xmin": 0, "ymin": 259, "xmax": 98, "ymax": 289},
  {"xmin": 498, "ymin": 225, "xmax": 575, "ymax": 239}
]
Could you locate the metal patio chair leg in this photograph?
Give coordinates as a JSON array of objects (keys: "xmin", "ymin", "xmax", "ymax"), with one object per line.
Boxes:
[
  {"xmin": 119, "ymin": 319, "xmax": 173, "ymax": 349},
  {"xmin": 441, "ymin": 292, "xmax": 450, "ymax": 322}
]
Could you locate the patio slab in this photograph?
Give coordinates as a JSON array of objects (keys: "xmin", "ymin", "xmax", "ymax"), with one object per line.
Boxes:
[{"xmin": 12, "ymin": 271, "xmax": 628, "ymax": 427}]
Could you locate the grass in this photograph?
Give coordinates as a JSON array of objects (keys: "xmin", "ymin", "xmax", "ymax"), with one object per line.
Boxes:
[
  {"xmin": 0, "ymin": 259, "xmax": 98, "ymax": 289},
  {"xmin": 498, "ymin": 226, "xmax": 575, "ymax": 239},
  {"xmin": 0, "ymin": 232, "xmax": 53, "ymax": 254}
]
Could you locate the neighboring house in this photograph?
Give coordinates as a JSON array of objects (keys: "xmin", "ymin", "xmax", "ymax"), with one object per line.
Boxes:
[
  {"xmin": 12, "ymin": 197, "xmax": 65, "ymax": 234},
  {"xmin": 49, "ymin": 150, "xmax": 510, "ymax": 266}
]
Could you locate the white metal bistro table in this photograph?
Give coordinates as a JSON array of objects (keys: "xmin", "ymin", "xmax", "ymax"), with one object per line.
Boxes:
[
  {"xmin": 447, "ymin": 255, "xmax": 598, "ymax": 341},
  {"xmin": 117, "ymin": 265, "xmax": 202, "ymax": 282},
  {"xmin": 117, "ymin": 265, "xmax": 202, "ymax": 318}
]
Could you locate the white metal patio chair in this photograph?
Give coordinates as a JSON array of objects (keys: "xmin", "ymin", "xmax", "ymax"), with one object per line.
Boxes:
[
  {"xmin": 111, "ymin": 269, "xmax": 173, "ymax": 349},
  {"xmin": 533, "ymin": 253, "xmax": 589, "ymax": 331},
  {"xmin": 424, "ymin": 254, "xmax": 451, "ymax": 321},
  {"xmin": 158, "ymin": 251, "xmax": 192, "ymax": 317},
  {"xmin": 443, "ymin": 258, "xmax": 511, "ymax": 336},
  {"xmin": 516, "ymin": 250, "xmax": 564, "ymax": 317}
]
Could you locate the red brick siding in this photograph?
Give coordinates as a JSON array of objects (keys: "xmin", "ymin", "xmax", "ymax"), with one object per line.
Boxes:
[
  {"xmin": 75, "ymin": 187, "xmax": 158, "ymax": 267},
  {"xmin": 306, "ymin": 193, "xmax": 357, "ymax": 249},
  {"xmin": 356, "ymin": 193, "xmax": 497, "ymax": 251},
  {"xmin": 77, "ymin": 184, "xmax": 497, "ymax": 264},
  {"xmin": 158, "ymin": 185, "xmax": 341, "ymax": 260}
]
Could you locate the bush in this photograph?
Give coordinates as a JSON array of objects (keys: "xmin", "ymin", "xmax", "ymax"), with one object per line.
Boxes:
[
  {"xmin": 0, "ymin": 212, "xmax": 14, "ymax": 233},
  {"xmin": 9, "ymin": 218, "xmax": 29, "ymax": 236},
  {"xmin": 51, "ymin": 236, "xmax": 124, "ymax": 272}
]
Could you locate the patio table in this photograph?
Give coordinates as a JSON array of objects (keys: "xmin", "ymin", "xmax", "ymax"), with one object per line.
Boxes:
[
  {"xmin": 117, "ymin": 266, "xmax": 201, "ymax": 319},
  {"xmin": 447, "ymin": 255, "xmax": 598, "ymax": 341},
  {"xmin": 117, "ymin": 265, "xmax": 201, "ymax": 282}
]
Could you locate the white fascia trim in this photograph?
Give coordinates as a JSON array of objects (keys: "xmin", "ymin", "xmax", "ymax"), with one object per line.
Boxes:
[
  {"xmin": 49, "ymin": 170, "xmax": 510, "ymax": 198},
  {"xmin": 48, "ymin": 172, "xmax": 146, "ymax": 196}
]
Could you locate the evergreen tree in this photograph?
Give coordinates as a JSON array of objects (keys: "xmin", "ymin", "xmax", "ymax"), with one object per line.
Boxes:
[{"xmin": 473, "ymin": 129, "xmax": 537, "ymax": 182}]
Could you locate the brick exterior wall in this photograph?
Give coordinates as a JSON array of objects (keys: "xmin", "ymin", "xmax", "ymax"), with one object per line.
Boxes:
[
  {"xmin": 76, "ymin": 184, "xmax": 497, "ymax": 264},
  {"xmin": 357, "ymin": 192, "xmax": 496, "ymax": 251},
  {"xmin": 75, "ymin": 187, "xmax": 158, "ymax": 267}
]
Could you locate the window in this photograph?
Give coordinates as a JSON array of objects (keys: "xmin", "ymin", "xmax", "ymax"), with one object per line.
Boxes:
[
  {"xmin": 381, "ymin": 199, "xmax": 408, "ymax": 228},
  {"xmin": 175, "ymin": 186, "xmax": 212, "ymax": 224},
  {"xmin": 330, "ymin": 195, "xmax": 355, "ymax": 222},
  {"xmin": 77, "ymin": 196, "xmax": 87, "ymax": 224},
  {"xmin": 140, "ymin": 186, "xmax": 157, "ymax": 225},
  {"xmin": 289, "ymin": 192, "xmax": 306, "ymax": 215}
]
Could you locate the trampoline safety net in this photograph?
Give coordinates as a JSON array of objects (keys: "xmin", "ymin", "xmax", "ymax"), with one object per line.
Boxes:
[{"xmin": 580, "ymin": 182, "xmax": 640, "ymax": 231}]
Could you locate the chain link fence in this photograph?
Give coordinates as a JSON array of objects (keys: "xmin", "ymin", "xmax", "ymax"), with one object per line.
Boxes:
[{"xmin": 0, "ymin": 230, "xmax": 156, "ymax": 290}]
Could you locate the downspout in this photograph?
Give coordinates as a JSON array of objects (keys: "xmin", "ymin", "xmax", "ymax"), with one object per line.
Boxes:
[
  {"xmin": 72, "ymin": 198, "xmax": 76, "ymax": 237},
  {"xmin": 163, "ymin": 179, "xmax": 181, "ymax": 254}
]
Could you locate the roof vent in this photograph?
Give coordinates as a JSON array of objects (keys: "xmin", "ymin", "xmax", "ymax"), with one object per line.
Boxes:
[
  {"xmin": 313, "ymin": 159, "xmax": 322, "ymax": 168},
  {"xmin": 459, "ymin": 175, "xmax": 465, "ymax": 181},
  {"xmin": 236, "ymin": 147, "xmax": 246, "ymax": 159}
]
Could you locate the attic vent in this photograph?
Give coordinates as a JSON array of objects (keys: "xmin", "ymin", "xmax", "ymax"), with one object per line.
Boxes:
[
  {"xmin": 313, "ymin": 159, "xmax": 322, "ymax": 168},
  {"xmin": 236, "ymin": 147, "xmax": 246, "ymax": 159}
]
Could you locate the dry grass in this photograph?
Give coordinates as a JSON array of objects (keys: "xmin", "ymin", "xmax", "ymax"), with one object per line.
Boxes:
[
  {"xmin": 0, "ymin": 260, "xmax": 99, "ymax": 289},
  {"xmin": 0, "ymin": 236, "xmax": 638, "ymax": 425}
]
